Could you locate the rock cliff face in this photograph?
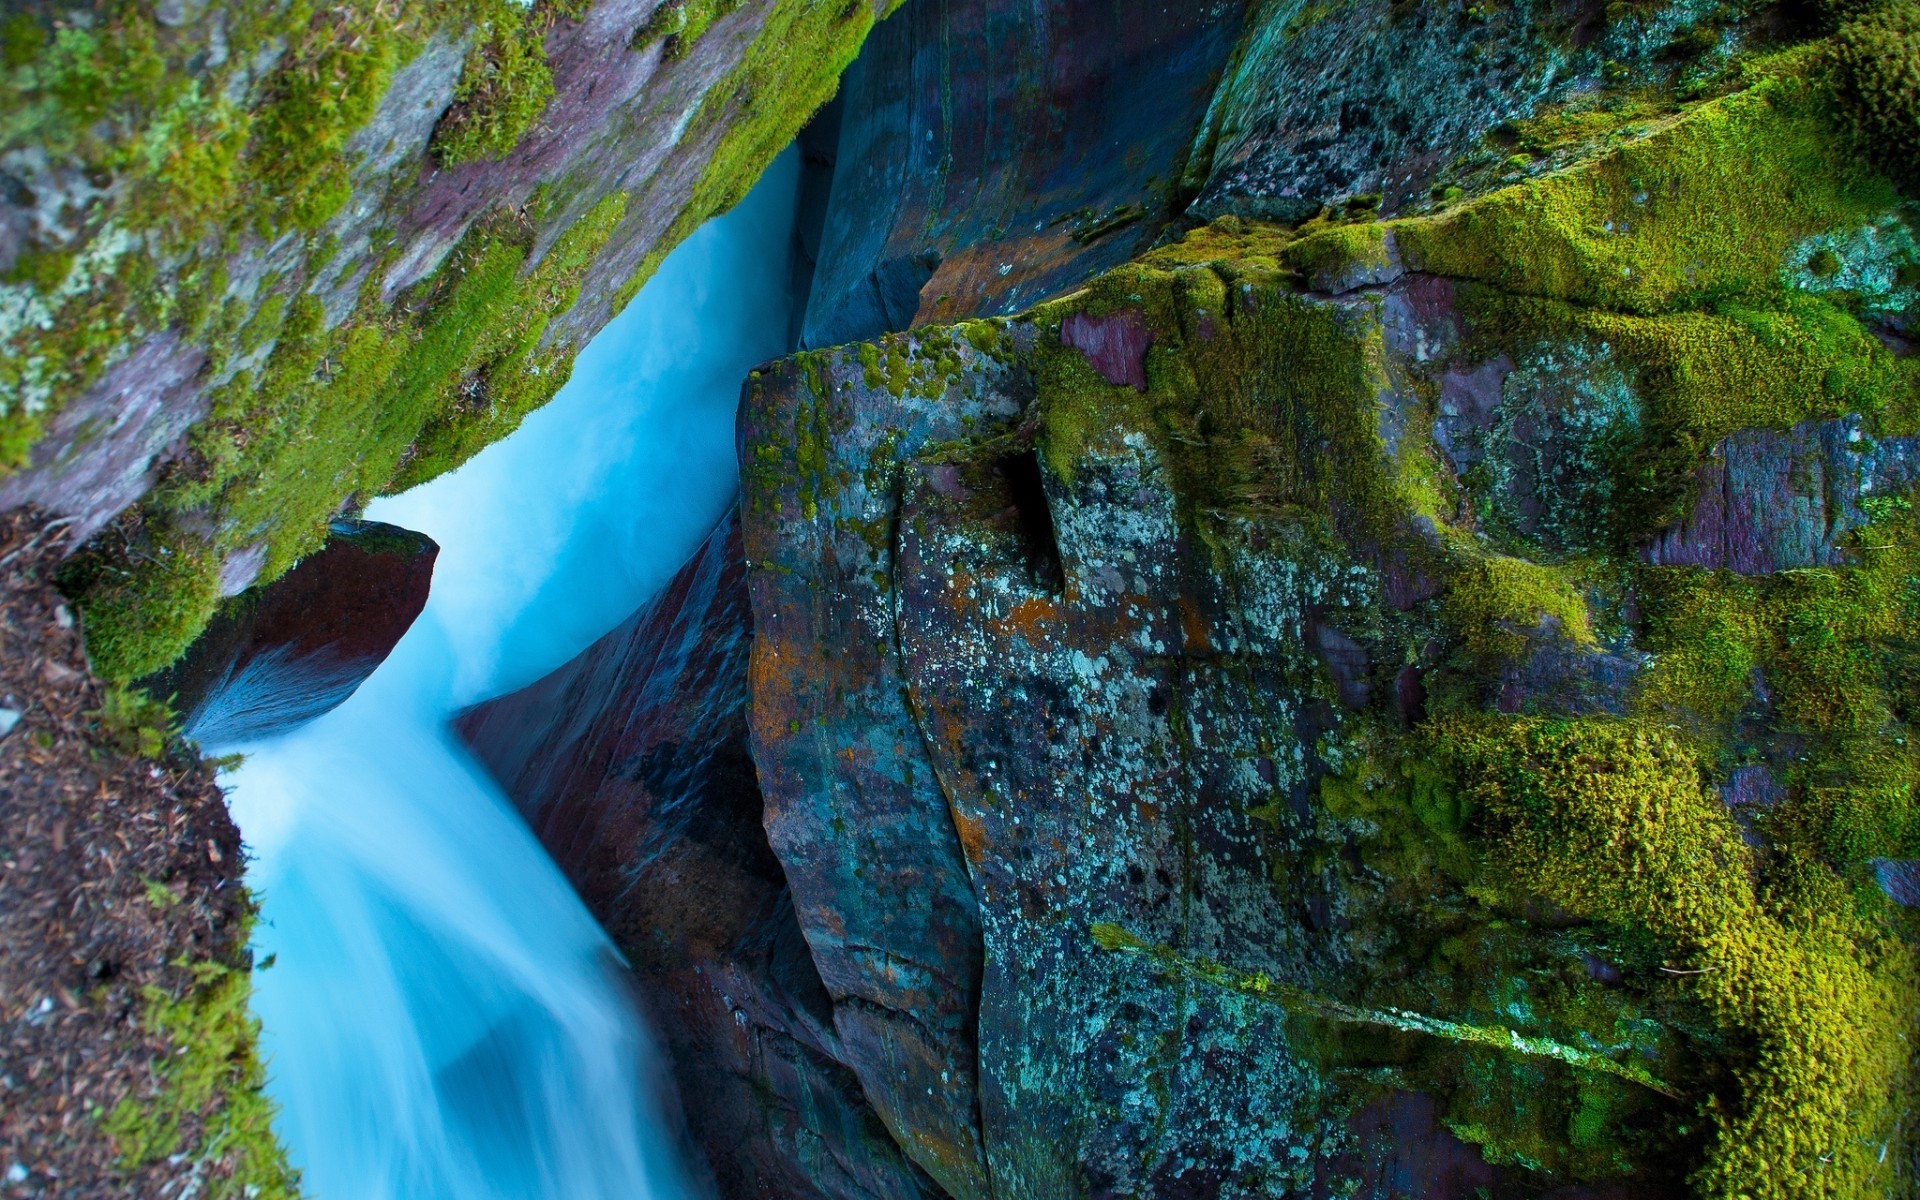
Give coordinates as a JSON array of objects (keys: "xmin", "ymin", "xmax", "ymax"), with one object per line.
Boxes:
[
  {"xmin": 455, "ymin": 514, "xmax": 941, "ymax": 1200},
  {"xmin": 732, "ymin": 49, "xmax": 1920, "ymax": 1186},
  {"xmin": 140, "ymin": 518, "xmax": 437, "ymax": 748},
  {"xmin": 799, "ymin": 0, "xmax": 1249, "ymax": 348},
  {"xmin": 465, "ymin": 1, "xmax": 1920, "ymax": 1196},
  {"xmin": 2, "ymin": 0, "xmax": 903, "ymax": 681}
]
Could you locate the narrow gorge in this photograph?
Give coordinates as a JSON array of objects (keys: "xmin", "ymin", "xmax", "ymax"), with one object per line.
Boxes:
[{"xmin": 2, "ymin": 0, "xmax": 1919, "ymax": 1198}]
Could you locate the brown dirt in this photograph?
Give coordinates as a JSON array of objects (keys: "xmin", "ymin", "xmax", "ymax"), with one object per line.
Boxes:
[{"xmin": 0, "ymin": 508, "xmax": 253, "ymax": 1198}]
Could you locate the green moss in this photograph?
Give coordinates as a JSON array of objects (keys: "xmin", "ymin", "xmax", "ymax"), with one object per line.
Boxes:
[
  {"xmin": 1835, "ymin": 0, "xmax": 1920, "ymax": 181},
  {"xmin": 1456, "ymin": 285, "xmax": 1920, "ymax": 538},
  {"xmin": 431, "ymin": 2, "xmax": 556, "ymax": 166},
  {"xmin": 248, "ymin": 5, "xmax": 401, "ymax": 231},
  {"xmin": 92, "ymin": 680, "xmax": 177, "ymax": 760},
  {"xmin": 632, "ymin": 0, "xmax": 744, "ymax": 58},
  {"xmin": 1633, "ymin": 567, "xmax": 1765, "ymax": 726},
  {"xmin": 392, "ymin": 192, "xmax": 631, "ymax": 486},
  {"xmin": 4, "ymin": 245, "xmax": 73, "ymax": 290},
  {"xmin": 60, "ymin": 517, "xmax": 221, "ymax": 682},
  {"xmin": 1396, "ymin": 67, "xmax": 1895, "ymax": 314},
  {"xmin": 104, "ymin": 951, "xmax": 297, "ymax": 1199},
  {"xmin": 1442, "ymin": 554, "xmax": 1596, "ymax": 659},
  {"xmin": 1446, "ymin": 717, "xmax": 1918, "ymax": 1200},
  {"xmin": 1280, "ymin": 220, "xmax": 1394, "ymax": 291}
]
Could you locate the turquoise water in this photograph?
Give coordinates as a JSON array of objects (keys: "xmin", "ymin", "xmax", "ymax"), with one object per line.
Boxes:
[{"xmin": 221, "ymin": 150, "xmax": 801, "ymax": 1200}]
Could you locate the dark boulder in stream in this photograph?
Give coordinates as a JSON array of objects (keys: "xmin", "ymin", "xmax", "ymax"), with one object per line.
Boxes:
[{"xmin": 141, "ymin": 519, "xmax": 437, "ymax": 747}]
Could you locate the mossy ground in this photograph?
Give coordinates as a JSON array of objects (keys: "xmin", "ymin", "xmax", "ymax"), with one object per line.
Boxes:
[
  {"xmin": 104, "ymin": 935, "xmax": 297, "ymax": 1200},
  {"xmin": 0, "ymin": 510, "xmax": 293, "ymax": 1196}
]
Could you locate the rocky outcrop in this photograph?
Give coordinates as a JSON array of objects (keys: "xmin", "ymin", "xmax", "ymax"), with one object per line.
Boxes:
[
  {"xmin": 799, "ymin": 0, "xmax": 1249, "ymax": 348},
  {"xmin": 456, "ymin": 513, "xmax": 941, "ymax": 1200},
  {"xmin": 735, "ymin": 55, "xmax": 1920, "ymax": 1182},
  {"xmin": 487, "ymin": 9, "xmax": 1918, "ymax": 1197},
  {"xmin": 3, "ymin": 0, "xmax": 903, "ymax": 679},
  {"xmin": 141, "ymin": 519, "xmax": 437, "ymax": 748},
  {"xmin": 1645, "ymin": 414, "xmax": 1920, "ymax": 574},
  {"xmin": 1186, "ymin": 0, "xmax": 1742, "ymax": 221}
]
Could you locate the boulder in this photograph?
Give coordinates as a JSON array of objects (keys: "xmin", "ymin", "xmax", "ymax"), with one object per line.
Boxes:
[{"xmin": 142, "ymin": 520, "xmax": 436, "ymax": 747}]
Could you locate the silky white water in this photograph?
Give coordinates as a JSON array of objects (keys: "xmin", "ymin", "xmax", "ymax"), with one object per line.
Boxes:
[{"xmin": 220, "ymin": 150, "xmax": 802, "ymax": 1200}]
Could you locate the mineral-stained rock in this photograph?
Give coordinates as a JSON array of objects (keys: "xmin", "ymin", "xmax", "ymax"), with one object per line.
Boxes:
[
  {"xmin": 1187, "ymin": 0, "xmax": 1734, "ymax": 222},
  {"xmin": 740, "ymin": 147, "xmax": 1920, "ymax": 1189},
  {"xmin": 456, "ymin": 512, "xmax": 942, "ymax": 1200},
  {"xmin": 1645, "ymin": 415, "xmax": 1920, "ymax": 574},
  {"xmin": 9, "ymin": 0, "xmax": 905, "ymax": 678},
  {"xmin": 141, "ymin": 519, "xmax": 436, "ymax": 748},
  {"xmin": 800, "ymin": 0, "xmax": 1249, "ymax": 348}
]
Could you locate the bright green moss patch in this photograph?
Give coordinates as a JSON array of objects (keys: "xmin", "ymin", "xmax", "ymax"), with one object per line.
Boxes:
[
  {"xmin": 1279, "ymin": 221, "xmax": 1394, "ymax": 292},
  {"xmin": 1455, "ymin": 284, "xmax": 1920, "ymax": 539},
  {"xmin": 393, "ymin": 192, "xmax": 630, "ymax": 486},
  {"xmin": 60, "ymin": 517, "xmax": 222, "ymax": 682},
  {"xmin": 1442, "ymin": 554, "xmax": 1595, "ymax": 659},
  {"xmin": 105, "ymin": 955, "xmax": 297, "ymax": 1200},
  {"xmin": 1447, "ymin": 717, "xmax": 1917, "ymax": 1200},
  {"xmin": 1633, "ymin": 568, "xmax": 1765, "ymax": 726},
  {"xmin": 1835, "ymin": 0, "xmax": 1920, "ymax": 181},
  {"xmin": 1396, "ymin": 69, "xmax": 1895, "ymax": 314},
  {"xmin": 249, "ymin": 5, "xmax": 401, "ymax": 231},
  {"xmin": 633, "ymin": 0, "xmax": 744, "ymax": 59},
  {"xmin": 431, "ymin": 2, "xmax": 557, "ymax": 166},
  {"xmin": 67, "ymin": 192, "xmax": 627, "ymax": 677}
]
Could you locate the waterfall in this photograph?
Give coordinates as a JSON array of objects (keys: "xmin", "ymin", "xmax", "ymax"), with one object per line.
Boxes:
[{"xmin": 220, "ymin": 149, "xmax": 803, "ymax": 1200}]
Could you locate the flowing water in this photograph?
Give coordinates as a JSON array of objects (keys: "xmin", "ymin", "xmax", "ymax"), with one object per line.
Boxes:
[{"xmin": 219, "ymin": 149, "xmax": 803, "ymax": 1200}]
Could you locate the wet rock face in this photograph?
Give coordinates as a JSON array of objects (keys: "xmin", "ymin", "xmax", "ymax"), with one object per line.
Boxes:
[
  {"xmin": 3, "ymin": 0, "xmax": 781, "ymax": 543},
  {"xmin": 1188, "ymin": 0, "xmax": 1726, "ymax": 221},
  {"xmin": 455, "ymin": 513, "xmax": 942, "ymax": 1200},
  {"xmin": 741, "ymin": 160, "xmax": 1920, "ymax": 1185},
  {"xmin": 740, "ymin": 297, "xmax": 1429, "ymax": 1196},
  {"xmin": 1645, "ymin": 415, "xmax": 1920, "ymax": 574},
  {"xmin": 800, "ymin": 0, "xmax": 1249, "ymax": 348},
  {"xmin": 141, "ymin": 520, "xmax": 436, "ymax": 747}
]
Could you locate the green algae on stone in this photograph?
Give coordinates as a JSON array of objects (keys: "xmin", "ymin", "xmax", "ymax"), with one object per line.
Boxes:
[
  {"xmin": 1441, "ymin": 554, "xmax": 1596, "ymax": 660},
  {"xmin": 1396, "ymin": 65, "xmax": 1895, "ymax": 314}
]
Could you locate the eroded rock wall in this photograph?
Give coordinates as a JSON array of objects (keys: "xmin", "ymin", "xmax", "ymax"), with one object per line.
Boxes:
[
  {"xmin": 456, "ymin": 514, "xmax": 943, "ymax": 1200},
  {"xmin": 2, "ymin": 0, "xmax": 904, "ymax": 680},
  {"xmin": 800, "ymin": 0, "xmax": 1250, "ymax": 348},
  {"xmin": 736, "ymin": 50, "xmax": 1920, "ymax": 1191}
]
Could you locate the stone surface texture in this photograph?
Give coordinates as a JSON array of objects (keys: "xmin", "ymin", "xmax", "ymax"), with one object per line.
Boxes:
[
  {"xmin": 457, "ymin": 514, "xmax": 943, "ymax": 1200},
  {"xmin": 142, "ymin": 519, "xmax": 438, "ymax": 748},
  {"xmin": 800, "ymin": 0, "xmax": 1249, "ymax": 348}
]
